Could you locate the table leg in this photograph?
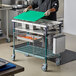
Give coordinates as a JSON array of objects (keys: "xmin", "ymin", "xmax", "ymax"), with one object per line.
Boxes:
[
  {"xmin": 42, "ymin": 26, "xmax": 48, "ymax": 72},
  {"xmin": 59, "ymin": 24, "xmax": 62, "ymax": 33},
  {"xmin": 12, "ymin": 22, "xmax": 15, "ymax": 61},
  {"xmin": 44, "ymin": 27, "xmax": 48, "ymax": 70},
  {"xmin": 6, "ymin": 10, "xmax": 10, "ymax": 42}
]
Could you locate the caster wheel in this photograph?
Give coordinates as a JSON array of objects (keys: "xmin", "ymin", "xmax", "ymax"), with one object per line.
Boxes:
[
  {"xmin": 12, "ymin": 55, "xmax": 15, "ymax": 61},
  {"xmin": 56, "ymin": 58, "xmax": 61, "ymax": 66},
  {"xmin": 42, "ymin": 64, "xmax": 47, "ymax": 72},
  {"xmin": 25, "ymin": 54, "xmax": 29, "ymax": 57},
  {"xmin": 6, "ymin": 38, "xmax": 11, "ymax": 43}
]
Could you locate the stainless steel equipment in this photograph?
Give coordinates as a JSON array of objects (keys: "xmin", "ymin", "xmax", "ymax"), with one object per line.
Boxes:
[
  {"xmin": 12, "ymin": 5, "xmax": 24, "ymax": 9},
  {"xmin": 12, "ymin": 18, "xmax": 63, "ymax": 71},
  {"xmin": 0, "ymin": 0, "xmax": 11, "ymax": 5},
  {"xmin": 15, "ymin": 0, "xmax": 28, "ymax": 5},
  {"xmin": 0, "ymin": 4, "xmax": 12, "ymax": 42},
  {"xmin": 0, "ymin": 58, "xmax": 8, "ymax": 68},
  {"xmin": 12, "ymin": 0, "xmax": 28, "ymax": 9},
  {"xmin": 27, "ymin": 0, "xmax": 33, "ymax": 5},
  {"xmin": 53, "ymin": 34, "xmax": 65, "ymax": 54},
  {"xmin": 0, "ymin": 20, "xmax": 3, "ymax": 36},
  {"xmin": 0, "ymin": 29, "xmax": 3, "ymax": 36}
]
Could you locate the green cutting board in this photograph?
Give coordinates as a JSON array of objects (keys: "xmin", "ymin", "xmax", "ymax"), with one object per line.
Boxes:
[{"xmin": 14, "ymin": 10, "xmax": 45, "ymax": 22}]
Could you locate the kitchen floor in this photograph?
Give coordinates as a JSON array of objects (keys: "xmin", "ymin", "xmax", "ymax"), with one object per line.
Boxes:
[{"xmin": 0, "ymin": 33, "xmax": 76, "ymax": 76}]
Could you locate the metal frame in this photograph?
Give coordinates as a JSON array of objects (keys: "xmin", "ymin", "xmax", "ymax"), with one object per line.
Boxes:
[
  {"xmin": 6, "ymin": 9, "xmax": 10, "ymax": 42},
  {"xmin": 12, "ymin": 22, "xmax": 15, "ymax": 61},
  {"xmin": 0, "ymin": 7, "xmax": 11, "ymax": 42},
  {"xmin": 12, "ymin": 19, "xmax": 62, "ymax": 71}
]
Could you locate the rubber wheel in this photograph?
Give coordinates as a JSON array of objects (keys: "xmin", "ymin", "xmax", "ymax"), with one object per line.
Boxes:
[
  {"xmin": 6, "ymin": 38, "xmax": 11, "ymax": 43},
  {"xmin": 12, "ymin": 55, "xmax": 15, "ymax": 61},
  {"xmin": 42, "ymin": 64, "xmax": 47, "ymax": 72},
  {"xmin": 56, "ymin": 58, "xmax": 61, "ymax": 66},
  {"xmin": 25, "ymin": 54, "xmax": 29, "ymax": 57}
]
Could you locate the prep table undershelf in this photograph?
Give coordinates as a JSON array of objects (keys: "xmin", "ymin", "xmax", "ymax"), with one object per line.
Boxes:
[{"xmin": 15, "ymin": 45, "xmax": 59, "ymax": 59}]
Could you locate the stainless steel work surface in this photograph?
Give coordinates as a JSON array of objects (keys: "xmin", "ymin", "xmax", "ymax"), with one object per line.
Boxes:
[
  {"xmin": 0, "ymin": 4, "xmax": 12, "ymax": 10},
  {"xmin": 12, "ymin": 19, "xmax": 62, "ymax": 28}
]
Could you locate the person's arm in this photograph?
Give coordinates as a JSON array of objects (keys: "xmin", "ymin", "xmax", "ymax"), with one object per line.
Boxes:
[
  {"xmin": 24, "ymin": 0, "xmax": 38, "ymax": 12},
  {"xmin": 44, "ymin": 8, "xmax": 56, "ymax": 16},
  {"xmin": 51, "ymin": 0, "xmax": 59, "ymax": 12},
  {"xmin": 45, "ymin": 0, "xmax": 59, "ymax": 16},
  {"xmin": 24, "ymin": 5, "xmax": 32, "ymax": 12}
]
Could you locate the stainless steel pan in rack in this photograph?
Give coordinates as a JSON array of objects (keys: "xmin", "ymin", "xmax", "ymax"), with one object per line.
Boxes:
[{"xmin": 0, "ymin": 58, "xmax": 8, "ymax": 68}]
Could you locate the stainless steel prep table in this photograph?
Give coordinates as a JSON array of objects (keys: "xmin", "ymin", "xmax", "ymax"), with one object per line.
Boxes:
[
  {"xmin": 12, "ymin": 19, "xmax": 63, "ymax": 71},
  {"xmin": 0, "ymin": 4, "xmax": 12, "ymax": 42}
]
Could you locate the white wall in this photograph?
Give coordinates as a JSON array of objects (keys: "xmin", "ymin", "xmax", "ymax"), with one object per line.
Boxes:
[
  {"xmin": 64, "ymin": 0, "xmax": 76, "ymax": 35},
  {"xmin": 57, "ymin": 0, "xmax": 64, "ymax": 18}
]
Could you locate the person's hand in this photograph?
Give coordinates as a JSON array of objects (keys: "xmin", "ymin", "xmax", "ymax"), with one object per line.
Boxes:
[
  {"xmin": 44, "ymin": 10, "xmax": 51, "ymax": 16},
  {"xmin": 23, "ymin": 5, "xmax": 32, "ymax": 12},
  {"xmin": 23, "ymin": 8, "xmax": 29, "ymax": 12}
]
